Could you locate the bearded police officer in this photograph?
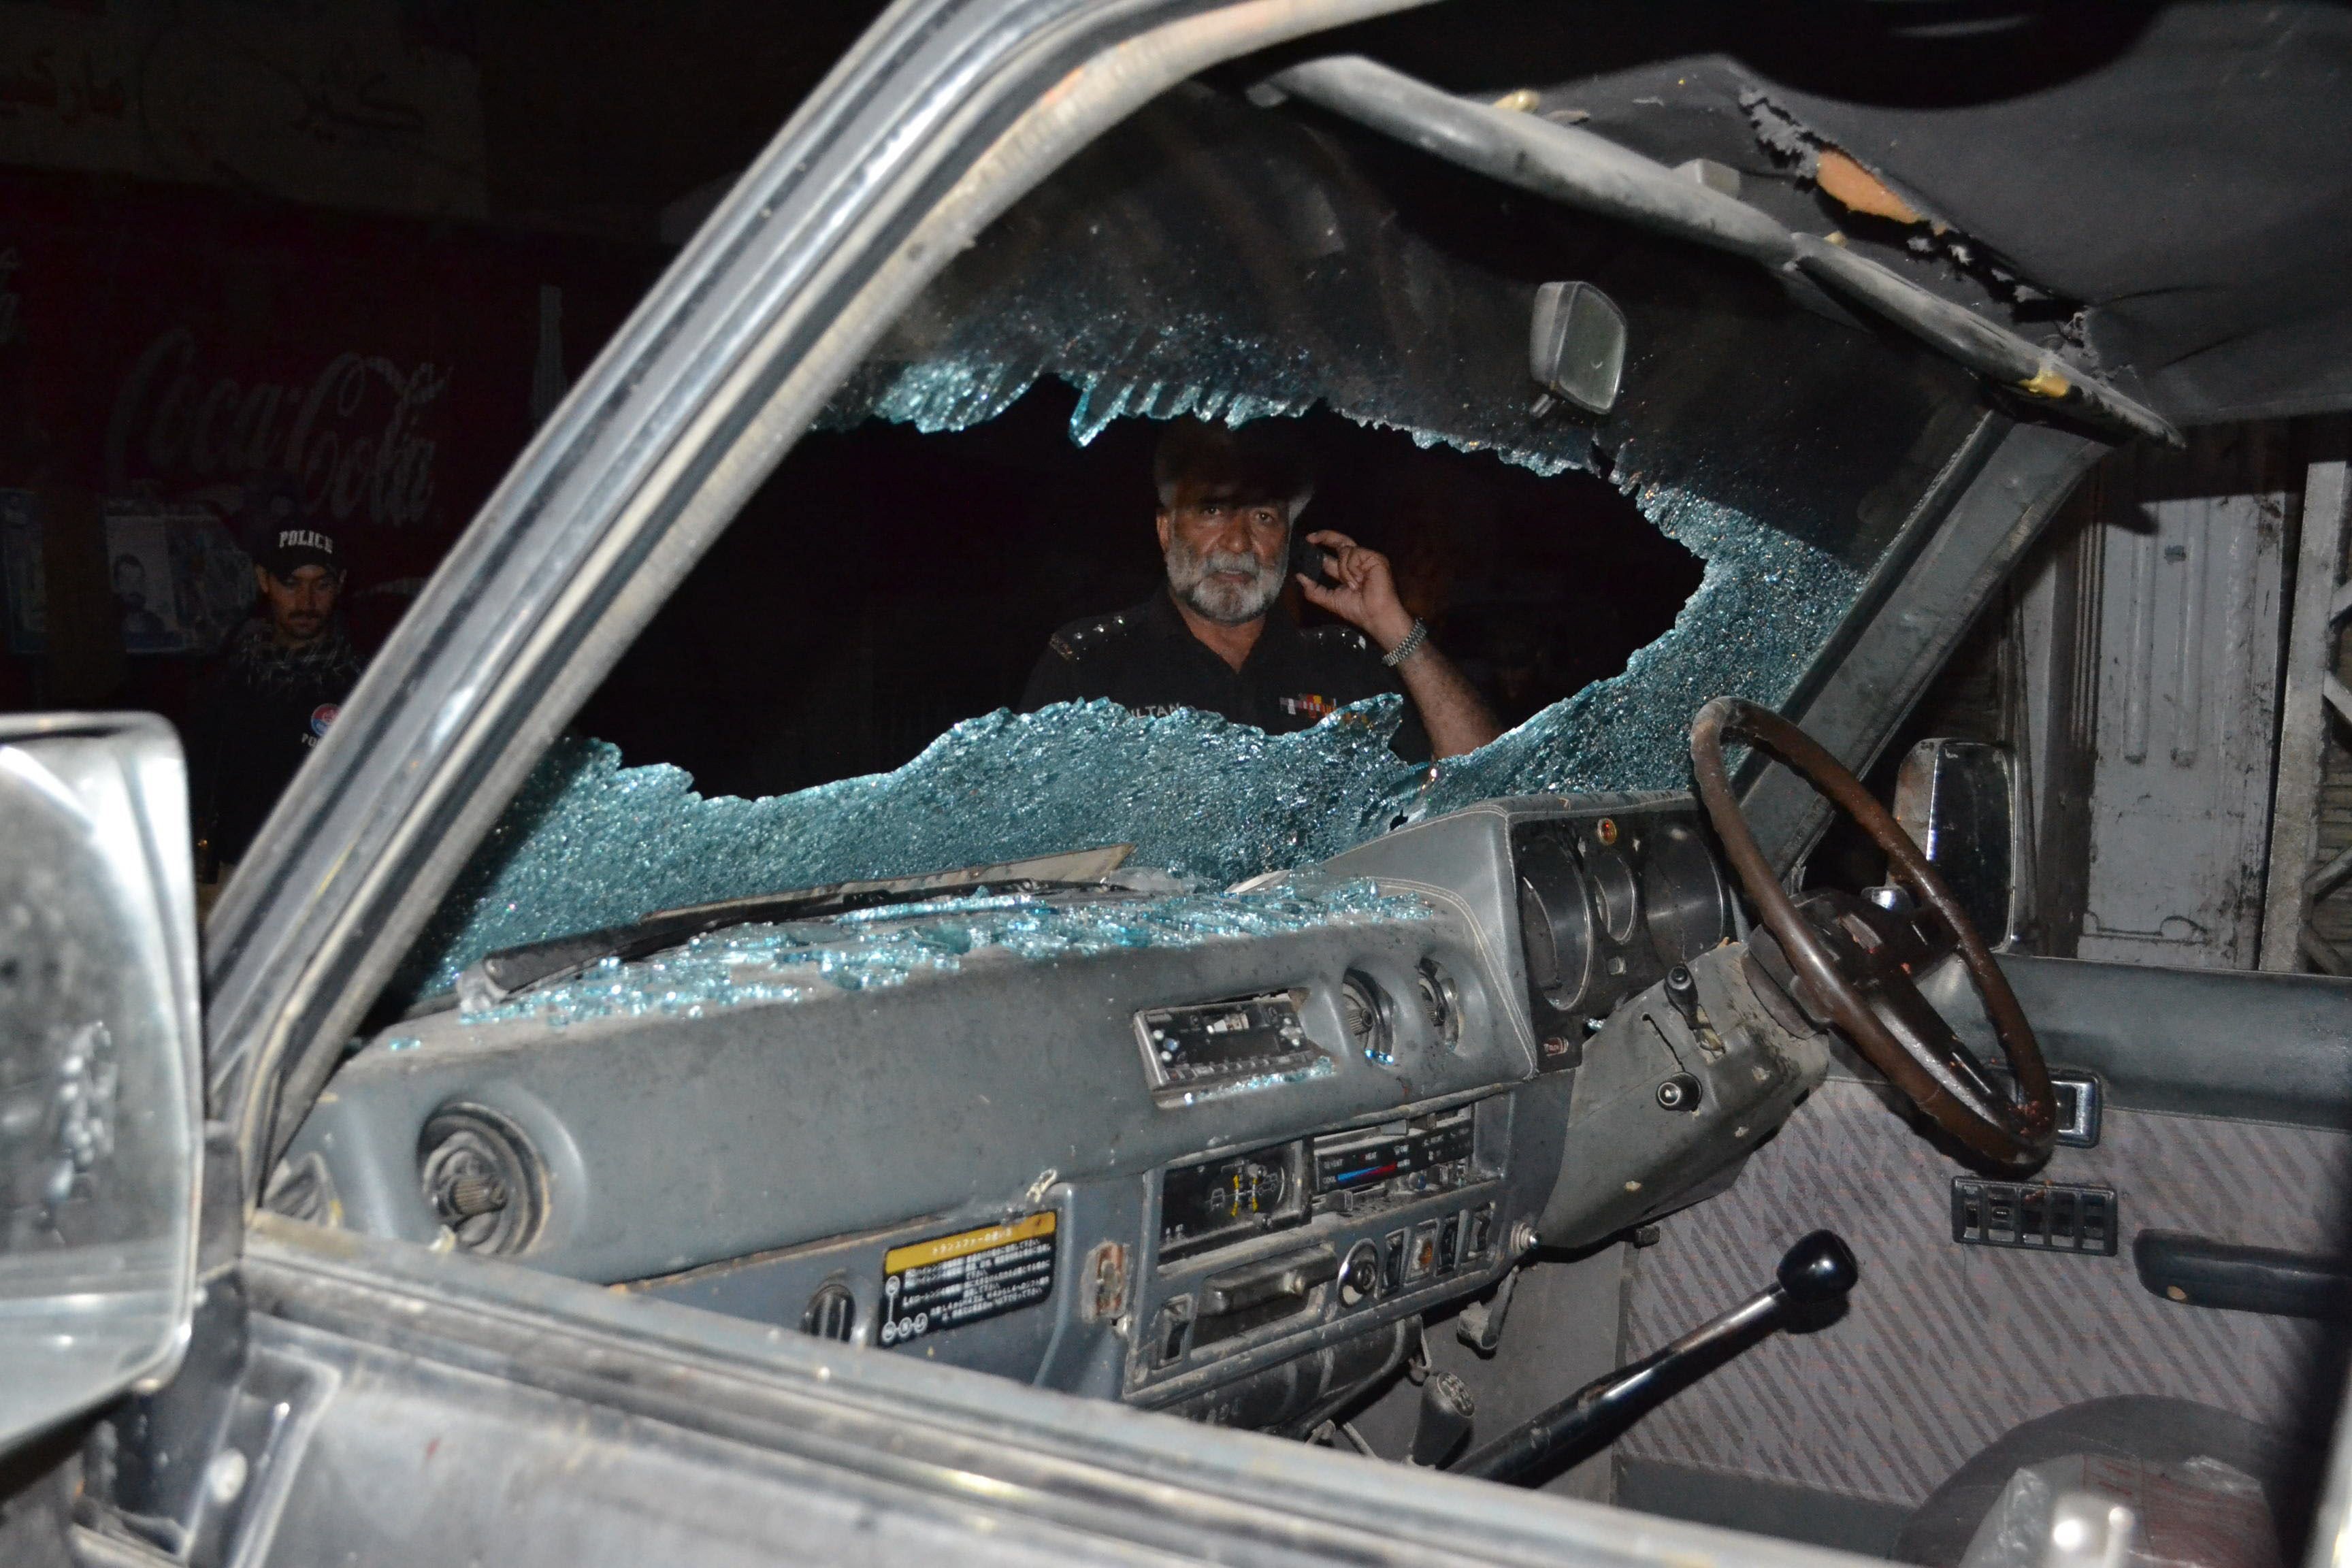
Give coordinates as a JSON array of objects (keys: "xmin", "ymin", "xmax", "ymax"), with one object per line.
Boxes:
[
  {"xmin": 1021, "ymin": 419, "xmax": 1501, "ymax": 760},
  {"xmin": 187, "ymin": 511, "xmax": 364, "ymax": 885}
]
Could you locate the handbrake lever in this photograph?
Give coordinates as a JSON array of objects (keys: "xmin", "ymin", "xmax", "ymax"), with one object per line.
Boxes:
[{"xmin": 1451, "ymin": 1230, "xmax": 1857, "ymax": 1485}]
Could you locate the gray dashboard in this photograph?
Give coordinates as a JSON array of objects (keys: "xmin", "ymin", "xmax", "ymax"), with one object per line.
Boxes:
[{"xmin": 284, "ymin": 792, "xmax": 1831, "ymax": 1421}]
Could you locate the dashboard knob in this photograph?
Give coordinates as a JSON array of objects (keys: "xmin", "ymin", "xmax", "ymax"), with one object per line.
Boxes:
[
  {"xmin": 442, "ymin": 1172, "xmax": 507, "ymax": 1219},
  {"xmin": 1339, "ymin": 1241, "xmax": 1382, "ymax": 1306},
  {"xmin": 1656, "ymin": 1073, "xmax": 1702, "ymax": 1113}
]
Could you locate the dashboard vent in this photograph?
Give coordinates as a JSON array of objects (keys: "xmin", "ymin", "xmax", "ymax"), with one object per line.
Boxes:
[{"xmin": 802, "ymin": 1281, "xmax": 858, "ymax": 1342}]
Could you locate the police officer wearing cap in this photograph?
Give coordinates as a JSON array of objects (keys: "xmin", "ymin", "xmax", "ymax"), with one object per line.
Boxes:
[
  {"xmin": 1021, "ymin": 419, "xmax": 1502, "ymax": 760},
  {"xmin": 187, "ymin": 511, "xmax": 363, "ymax": 884}
]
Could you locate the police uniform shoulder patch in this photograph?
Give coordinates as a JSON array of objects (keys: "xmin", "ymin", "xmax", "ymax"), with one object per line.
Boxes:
[{"xmin": 1048, "ymin": 610, "xmax": 1137, "ymax": 664}]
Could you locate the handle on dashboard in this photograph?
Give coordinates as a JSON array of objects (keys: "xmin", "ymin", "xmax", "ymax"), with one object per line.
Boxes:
[
  {"xmin": 1451, "ymin": 1230, "xmax": 1857, "ymax": 1485},
  {"xmin": 1198, "ymin": 1247, "xmax": 1339, "ymax": 1317}
]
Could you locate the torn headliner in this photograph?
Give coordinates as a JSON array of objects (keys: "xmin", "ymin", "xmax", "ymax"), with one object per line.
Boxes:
[{"xmin": 1284, "ymin": 1, "xmax": 2352, "ymax": 426}]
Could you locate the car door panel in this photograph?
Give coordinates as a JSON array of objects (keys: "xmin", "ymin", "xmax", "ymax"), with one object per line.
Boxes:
[
  {"xmin": 1621, "ymin": 955, "xmax": 2352, "ymax": 1511},
  {"xmin": 1620, "ymin": 1079, "xmax": 2350, "ymax": 1507}
]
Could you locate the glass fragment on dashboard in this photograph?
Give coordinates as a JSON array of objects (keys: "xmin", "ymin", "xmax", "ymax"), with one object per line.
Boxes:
[{"xmin": 425, "ymin": 870, "xmax": 1428, "ymax": 1028}]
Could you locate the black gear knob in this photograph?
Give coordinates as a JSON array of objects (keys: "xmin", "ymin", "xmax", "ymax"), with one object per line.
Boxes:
[
  {"xmin": 1774, "ymin": 1229, "xmax": 1859, "ymax": 1305},
  {"xmin": 1454, "ymin": 1231, "xmax": 1863, "ymax": 1484}
]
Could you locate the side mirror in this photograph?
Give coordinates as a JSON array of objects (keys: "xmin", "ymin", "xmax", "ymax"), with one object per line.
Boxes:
[
  {"xmin": 0, "ymin": 714, "xmax": 203, "ymax": 1449},
  {"xmin": 1529, "ymin": 280, "xmax": 1627, "ymax": 416},
  {"xmin": 1893, "ymin": 738, "xmax": 2020, "ymax": 947}
]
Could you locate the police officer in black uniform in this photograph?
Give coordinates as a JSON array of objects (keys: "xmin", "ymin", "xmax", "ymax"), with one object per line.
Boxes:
[
  {"xmin": 187, "ymin": 512, "xmax": 363, "ymax": 885},
  {"xmin": 1021, "ymin": 419, "xmax": 1501, "ymax": 760}
]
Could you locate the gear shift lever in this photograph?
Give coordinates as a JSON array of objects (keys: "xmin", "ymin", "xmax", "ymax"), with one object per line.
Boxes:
[{"xmin": 1452, "ymin": 1230, "xmax": 1858, "ymax": 1485}]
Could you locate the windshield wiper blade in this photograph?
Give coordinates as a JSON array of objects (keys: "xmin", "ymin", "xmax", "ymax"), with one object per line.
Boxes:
[{"xmin": 451, "ymin": 844, "xmax": 1139, "ymax": 1011}]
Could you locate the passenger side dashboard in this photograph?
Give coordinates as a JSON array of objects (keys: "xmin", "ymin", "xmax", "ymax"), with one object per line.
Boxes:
[{"xmin": 285, "ymin": 791, "xmax": 1819, "ymax": 1424}]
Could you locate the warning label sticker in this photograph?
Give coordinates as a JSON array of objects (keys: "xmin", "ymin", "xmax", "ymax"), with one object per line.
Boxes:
[{"xmin": 879, "ymin": 1211, "xmax": 1057, "ymax": 1346}]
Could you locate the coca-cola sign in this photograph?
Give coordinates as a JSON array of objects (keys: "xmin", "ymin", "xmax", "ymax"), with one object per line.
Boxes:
[
  {"xmin": 105, "ymin": 325, "xmax": 448, "ymax": 529},
  {"xmin": 0, "ymin": 160, "xmax": 652, "ymax": 604}
]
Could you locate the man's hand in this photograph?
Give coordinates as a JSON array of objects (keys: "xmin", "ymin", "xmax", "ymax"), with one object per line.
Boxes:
[
  {"xmin": 1295, "ymin": 529, "xmax": 1417, "ymax": 652},
  {"xmin": 1294, "ymin": 528, "xmax": 1503, "ymax": 760}
]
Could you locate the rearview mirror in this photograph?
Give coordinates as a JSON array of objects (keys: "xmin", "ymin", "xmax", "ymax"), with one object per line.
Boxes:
[
  {"xmin": 0, "ymin": 714, "xmax": 203, "ymax": 1450},
  {"xmin": 1529, "ymin": 280, "xmax": 1627, "ymax": 416},
  {"xmin": 1893, "ymin": 738, "xmax": 2020, "ymax": 947}
]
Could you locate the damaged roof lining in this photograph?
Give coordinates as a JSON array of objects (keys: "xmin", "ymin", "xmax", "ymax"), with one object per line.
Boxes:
[
  {"xmin": 1265, "ymin": 54, "xmax": 2180, "ymax": 448},
  {"xmin": 1270, "ymin": 2, "xmax": 2352, "ymax": 427}
]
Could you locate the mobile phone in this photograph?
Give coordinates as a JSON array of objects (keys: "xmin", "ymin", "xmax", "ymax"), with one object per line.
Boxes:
[{"xmin": 1290, "ymin": 532, "xmax": 1337, "ymax": 587}]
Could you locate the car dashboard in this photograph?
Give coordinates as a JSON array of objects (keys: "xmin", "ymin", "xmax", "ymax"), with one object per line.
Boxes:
[{"xmin": 289, "ymin": 791, "xmax": 1832, "ymax": 1428}]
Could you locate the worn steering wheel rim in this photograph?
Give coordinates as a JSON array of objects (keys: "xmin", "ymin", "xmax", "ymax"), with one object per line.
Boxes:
[{"xmin": 1689, "ymin": 696, "xmax": 2056, "ymax": 1170}]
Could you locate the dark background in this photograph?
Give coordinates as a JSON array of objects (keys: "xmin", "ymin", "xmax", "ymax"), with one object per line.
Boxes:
[
  {"xmin": 577, "ymin": 382, "xmax": 1696, "ymax": 797},
  {"xmin": 0, "ymin": 0, "xmax": 1728, "ymax": 801}
]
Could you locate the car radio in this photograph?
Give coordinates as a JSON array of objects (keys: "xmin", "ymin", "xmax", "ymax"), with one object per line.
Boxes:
[{"xmin": 1134, "ymin": 991, "xmax": 1328, "ymax": 1107}]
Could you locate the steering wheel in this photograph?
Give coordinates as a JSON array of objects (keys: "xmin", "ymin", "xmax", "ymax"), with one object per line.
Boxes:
[{"xmin": 1690, "ymin": 697, "xmax": 2056, "ymax": 1171}]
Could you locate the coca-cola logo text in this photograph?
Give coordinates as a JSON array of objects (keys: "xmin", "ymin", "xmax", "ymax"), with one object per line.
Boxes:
[{"xmin": 105, "ymin": 326, "xmax": 447, "ymax": 528}]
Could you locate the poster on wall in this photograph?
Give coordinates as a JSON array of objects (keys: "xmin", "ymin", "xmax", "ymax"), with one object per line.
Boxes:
[
  {"xmin": 170, "ymin": 505, "xmax": 259, "ymax": 654},
  {"xmin": 99, "ymin": 500, "xmax": 254, "ymax": 656},
  {"xmin": 103, "ymin": 506, "xmax": 182, "ymax": 653},
  {"xmin": 3, "ymin": 495, "xmax": 259, "ymax": 659}
]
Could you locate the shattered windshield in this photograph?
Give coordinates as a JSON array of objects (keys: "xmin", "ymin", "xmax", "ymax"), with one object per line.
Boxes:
[{"xmin": 387, "ymin": 82, "xmax": 1982, "ymax": 1011}]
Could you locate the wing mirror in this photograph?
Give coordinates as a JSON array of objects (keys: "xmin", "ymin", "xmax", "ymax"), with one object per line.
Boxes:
[
  {"xmin": 0, "ymin": 714, "xmax": 204, "ymax": 1450},
  {"xmin": 1529, "ymin": 280, "xmax": 1627, "ymax": 416},
  {"xmin": 1893, "ymin": 738, "xmax": 2021, "ymax": 947}
]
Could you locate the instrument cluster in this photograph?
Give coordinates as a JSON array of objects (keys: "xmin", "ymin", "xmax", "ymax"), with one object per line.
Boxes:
[{"xmin": 1512, "ymin": 809, "xmax": 1735, "ymax": 1068}]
